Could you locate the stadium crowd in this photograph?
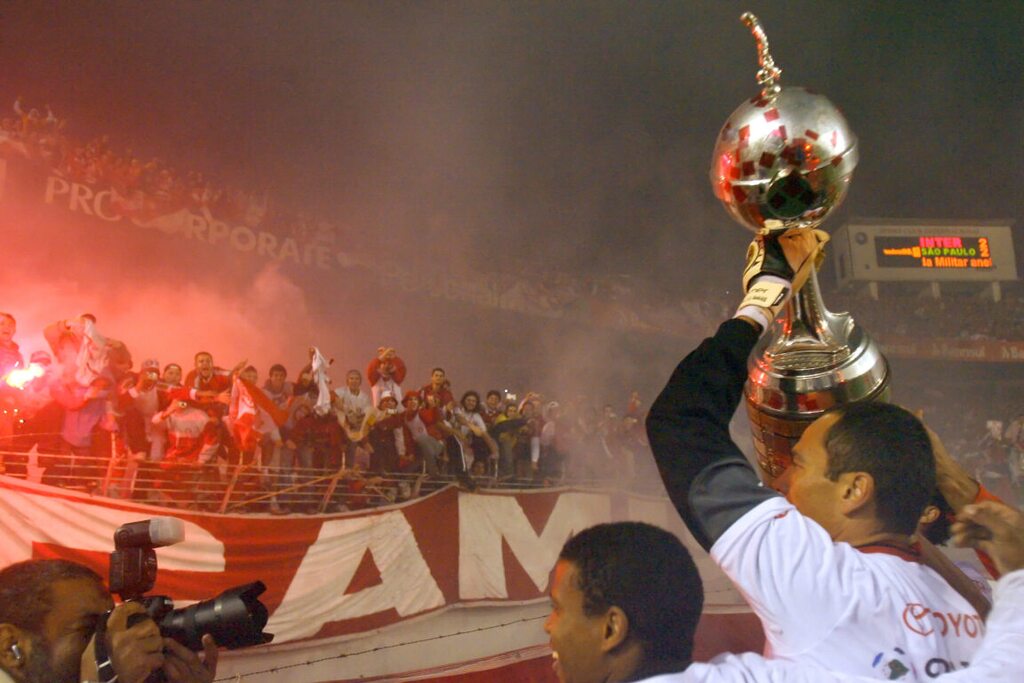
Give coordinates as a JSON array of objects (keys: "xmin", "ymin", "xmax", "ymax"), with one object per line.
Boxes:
[
  {"xmin": 4, "ymin": 97, "xmax": 1024, "ymax": 344},
  {"xmin": 0, "ymin": 311, "xmax": 651, "ymax": 513},
  {"xmin": 0, "ymin": 97, "xmax": 331, "ymax": 244},
  {"xmin": 944, "ymin": 409, "xmax": 1024, "ymax": 509},
  {"xmin": 1, "ymin": 306, "xmax": 1020, "ymax": 512},
  {"xmin": 831, "ymin": 288, "xmax": 1024, "ymax": 342}
]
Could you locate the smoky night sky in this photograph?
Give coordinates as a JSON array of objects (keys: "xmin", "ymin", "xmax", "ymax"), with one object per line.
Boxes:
[{"xmin": 0, "ymin": 1, "xmax": 1021, "ymax": 402}]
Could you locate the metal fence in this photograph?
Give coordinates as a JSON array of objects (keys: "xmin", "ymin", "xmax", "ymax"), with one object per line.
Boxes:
[{"xmin": 0, "ymin": 432, "xmax": 647, "ymax": 514}]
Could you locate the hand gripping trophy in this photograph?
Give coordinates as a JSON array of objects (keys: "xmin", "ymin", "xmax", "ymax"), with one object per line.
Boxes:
[{"xmin": 709, "ymin": 13, "xmax": 890, "ymax": 483}]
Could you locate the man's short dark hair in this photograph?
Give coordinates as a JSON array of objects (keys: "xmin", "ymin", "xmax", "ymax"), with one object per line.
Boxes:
[
  {"xmin": 194, "ymin": 351, "xmax": 212, "ymax": 363},
  {"xmin": 269, "ymin": 364, "xmax": 287, "ymax": 376},
  {"xmin": 431, "ymin": 367, "xmax": 445, "ymax": 375},
  {"xmin": 0, "ymin": 560, "xmax": 103, "ymax": 634},
  {"xmin": 921, "ymin": 491, "xmax": 954, "ymax": 546},
  {"xmin": 486, "ymin": 390, "xmax": 502, "ymax": 400},
  {"xmin": 824, "ymin": 402, "xmax": 935, "ymax": 536},
  {"xmin": 0, "ymin": 312, "xmax": 15, "ymax": 325},
  {"xmin": 559, "ymin": 522, "xmax": 702, "ymax": 664}
]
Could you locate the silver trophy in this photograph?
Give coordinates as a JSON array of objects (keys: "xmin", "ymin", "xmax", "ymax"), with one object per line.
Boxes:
[{"xmin": 709, "ymin": 13, "xmax": 890, "ymax": 483}]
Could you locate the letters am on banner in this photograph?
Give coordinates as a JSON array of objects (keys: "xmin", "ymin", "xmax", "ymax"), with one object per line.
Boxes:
[{"xmin": 0, "ymin": 477, "xmax": 734, "ymax": 644}]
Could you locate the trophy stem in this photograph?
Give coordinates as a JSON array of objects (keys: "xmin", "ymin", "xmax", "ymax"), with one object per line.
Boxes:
[
  {"xmin": 746, "ymin": 265, "xmax": 891, "ymax": 481},
  {"xmin": 764, "ymin": 268, "xmax": 853, "ymax": 369}
]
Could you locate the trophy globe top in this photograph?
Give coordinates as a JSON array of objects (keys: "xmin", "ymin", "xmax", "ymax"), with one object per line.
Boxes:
[{"xmin": 709, "ymin": 15, "xmax": 858, "ymax": 234}]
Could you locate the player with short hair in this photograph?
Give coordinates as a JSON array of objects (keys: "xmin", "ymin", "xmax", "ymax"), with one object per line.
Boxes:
[
  {"xmin": 547, "ymin": 507, "xmax": 1024, "ymax": 683},
  {"xmin": 646, "ymin": 230, "xmax": 981, "ymax": 677}
]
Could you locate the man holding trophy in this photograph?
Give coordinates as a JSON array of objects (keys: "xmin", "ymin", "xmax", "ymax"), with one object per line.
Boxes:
[{"xmin": 646, "ymin": 14, "xmax": 980, "ymax": 679}]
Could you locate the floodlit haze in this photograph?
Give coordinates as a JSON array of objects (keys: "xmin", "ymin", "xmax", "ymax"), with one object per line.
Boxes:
[{"xmin": 0, "ymin": 1, "xmax": 1021, "ymax": 404}]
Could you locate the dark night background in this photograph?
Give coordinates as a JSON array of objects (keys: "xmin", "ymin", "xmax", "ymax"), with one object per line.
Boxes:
[{"xmin": 0, "ymin": 1, "xmax": 1021, "ymax": 407}]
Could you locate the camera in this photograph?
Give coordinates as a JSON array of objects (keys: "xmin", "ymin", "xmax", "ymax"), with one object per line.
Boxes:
[{"xmin": 109, "ymin": 518, "xmax": 273, "ymax": 678}]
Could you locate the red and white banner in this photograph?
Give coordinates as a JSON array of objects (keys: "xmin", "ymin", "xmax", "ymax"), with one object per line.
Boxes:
[{"xmin": 0, "ymin": 477, "xmax": 762, "ymax": 682}]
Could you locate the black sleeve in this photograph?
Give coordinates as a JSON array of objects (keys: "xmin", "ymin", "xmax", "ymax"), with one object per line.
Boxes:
[{"xmin": 645, "ymin": 318, "xmax": 779, "ymax": 551}]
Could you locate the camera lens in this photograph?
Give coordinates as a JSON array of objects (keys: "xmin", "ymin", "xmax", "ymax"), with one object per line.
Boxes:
[{"xmin": 159, "ymin": 582, "xmax": 273, "ymax": 650}]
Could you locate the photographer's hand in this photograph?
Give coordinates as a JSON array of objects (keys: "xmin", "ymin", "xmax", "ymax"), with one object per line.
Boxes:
[
  {"xmin": 80, "ymin": 602, "xmax": 164, "ymax": 683},
  {"xmin": 161, "ymin": 634, "xmax": 218, "ymax": 683}
]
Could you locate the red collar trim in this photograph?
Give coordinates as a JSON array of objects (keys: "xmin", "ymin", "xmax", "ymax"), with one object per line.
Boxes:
[{"xmin": 856, "ymin": 542, "xmax": 922, "ymax": 564}]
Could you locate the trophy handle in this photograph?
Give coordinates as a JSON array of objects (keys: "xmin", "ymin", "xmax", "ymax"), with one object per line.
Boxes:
[
  {"xmin": 740, "ymin": 12, "xmax": 782, "ymax": 98},
  {"xmin": 764, "ymin": 268, "xmax": 853, "ymax": 369}
]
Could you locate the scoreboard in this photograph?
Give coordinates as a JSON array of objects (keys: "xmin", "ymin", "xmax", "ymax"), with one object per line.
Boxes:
[
  {"xmin": 875, "ymin": 235, "xmax": 993, "ymax": 270},
  {"xmin": 832, "ymin": 221, "xmax": 1017, "ymax": 284}
]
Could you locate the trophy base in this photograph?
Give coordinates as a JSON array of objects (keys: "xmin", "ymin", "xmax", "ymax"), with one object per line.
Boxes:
[{"xmin": 745, "ymin": 398, "xmax": 812, "ymax": 483}]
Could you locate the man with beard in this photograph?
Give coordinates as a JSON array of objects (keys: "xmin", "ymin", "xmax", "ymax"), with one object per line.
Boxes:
[
  {"xmin": 0, "ymin": 559, "xmax": 216, "ymax": 683},
  {"xmin": 546, "ymin": 505, "xmax": 1024, "ymax": 683}
]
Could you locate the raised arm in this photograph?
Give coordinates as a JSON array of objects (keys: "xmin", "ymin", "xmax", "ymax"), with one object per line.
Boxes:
[
  {"xmin": 646, "ymin": 229, "xmax": 821, "ymax": 550},
  {"xmin": 646, "ymin": 318, "xmax": 775, "ymax": 550}
]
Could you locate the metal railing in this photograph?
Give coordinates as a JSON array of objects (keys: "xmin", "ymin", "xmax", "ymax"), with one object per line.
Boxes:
[{"xmin": 0, "ymin": 433, "xmax": 632, "ymax": 514}]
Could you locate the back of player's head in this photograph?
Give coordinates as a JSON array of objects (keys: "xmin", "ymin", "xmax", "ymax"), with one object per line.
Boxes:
[
  {"xmin": 824, "ymin": 401, "xmax": 935, "ymax": 536},
  {"xmin": 558, "ymin": 522, "xmax": 702, "ymax": 664},
  {"xmin": 0, "ymin": 560, "xmax": 103, "ymax": 635}
]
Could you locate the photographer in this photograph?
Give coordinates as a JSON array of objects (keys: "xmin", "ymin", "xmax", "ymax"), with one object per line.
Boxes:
[{"xmin": 0, "ymin": 559, "xmax": 217, "ymax": 683}]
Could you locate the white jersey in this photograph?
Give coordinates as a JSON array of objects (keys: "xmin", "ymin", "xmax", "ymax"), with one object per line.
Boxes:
[
  {"xmin": 638, "ymin": 569, "xmax": 1024, "ymax": 683},
  {"xmin": 335, "ymin": 388, "xmax": 373, "ymax": 431},
  {"xmin": 709, "ymin": 497, "xmax": 981, "ymax": 680}
]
